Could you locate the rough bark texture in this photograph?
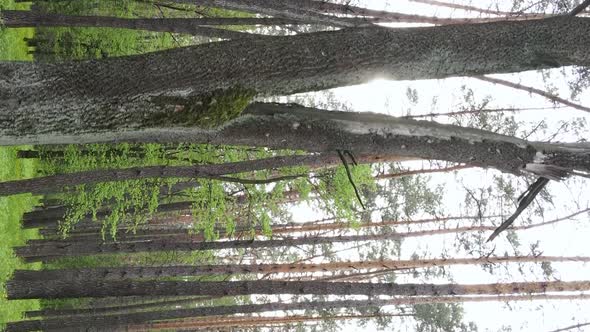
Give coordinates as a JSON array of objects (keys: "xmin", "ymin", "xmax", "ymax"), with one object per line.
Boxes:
[
  {"xmin": 8, "ymin": 279, "xmax": 590, "ymax": 299},
  {"xmin": 3, "ymin": 17, "xmax": 590, "ymax": 116},
  {"xmin": 2, "ymin": 103, "xmax": 589, "ymax": 178},
  {"xmin": 13, "ymin": 256, "xmax": 589, "ymax": 281}
]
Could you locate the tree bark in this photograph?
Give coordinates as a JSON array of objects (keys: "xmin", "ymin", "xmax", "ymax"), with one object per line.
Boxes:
[
  {"xmin": 0, "ymin": 154, "xmax": 326, "ymax": 196},
  {"xmin": 8, "ymin": 279, "xmax": 590, "ymax": 299},
  {"xmin": 476, "ymin": 76, "xmax": 590, "ymax": 113},
  {"xmin": 3, "ymin": 17, "xmax": 590, "ymax": 117},
  {"xmin": 0, "ymin": 151, "xmax": 403, "ymax": 196},
  {"xmin": 13, "ymin": 255, "xmax": 590, "ymax": 281},
  {"xmin": 174, "ymin": 0, "xmax": 364, "ymax": 27},
  {"xmin": 125, "ymin": 313, "xmax": 407, "ymax": 331},
  {"xmin": 11, "ymin": 223, "xmax": 589, "ymax": 261},
  {"xmin": 6, "ymin": 293, "xmax": 589, "ymax": 331},
  {"xmin": 193, "ymin": 0, "xmax": 545, "ymax": 25},
  {"xmin": 1, "ymin": 103, "xmax": 589, "ymax": 179},
  {"xmin": 25, "ymin": 297, "xmax": 214, "ymax": 318},
  {"xmin": 0, "ymin": 10, "xmax": 263, "ymax": 39},
  {"xmin": 21, "ymin": 201, "xmax": 194, "ymax": 229}
]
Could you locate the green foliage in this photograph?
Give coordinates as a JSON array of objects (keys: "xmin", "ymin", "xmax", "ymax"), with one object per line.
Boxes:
[
  {"xmin": 37, "ymin": 143, "xmax": 322, "ymax": 240},
  {"xmin": 380, "ymin": 166, "xmax": 444, "ymax": 220},
  {"xmin": 28, "ymin": 0, "xmax": 194, "ymax": 62},
  {"xmin": 414, "ymin": 303, "xmax": 476, "ymax": 332},
  {"xmin": 189, "ymin": 179, "xmax": 234, "ymax": 240},
  {"xmin": 37, "ymin": 144, "xmax": 178, "ymax": 238},
  {"xmin": 314, "ymin": 164, "xmax": 377, "ymax": 225}
]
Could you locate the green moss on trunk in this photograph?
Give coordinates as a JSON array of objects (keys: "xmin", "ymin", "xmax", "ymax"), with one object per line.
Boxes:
[{"xmin": 149, "ymin": 88, "xmax": 255, "ymax": 128}]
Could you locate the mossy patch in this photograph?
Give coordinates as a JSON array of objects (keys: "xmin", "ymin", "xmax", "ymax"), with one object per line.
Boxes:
[{"xmin": 149, "ymin": 87, "xmax": 255, "ymax": 128}]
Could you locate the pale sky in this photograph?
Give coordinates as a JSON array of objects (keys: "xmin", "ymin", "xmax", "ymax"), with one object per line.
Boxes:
[{"xmin": 283, "ymin": 1, "xmax": 590, "ymax": 331}]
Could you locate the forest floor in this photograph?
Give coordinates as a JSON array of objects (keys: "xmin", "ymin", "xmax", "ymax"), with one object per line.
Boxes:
[
  {"xmin": 0, "ymin": 147, "xmax": 41, "ymax": 324},
  {"xmin": 0, "ymin": 2, "xmax": 40, "ymax": 325}
]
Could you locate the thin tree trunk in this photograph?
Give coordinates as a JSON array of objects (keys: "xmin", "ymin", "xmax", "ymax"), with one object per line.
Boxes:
[
  {"xmin": 14, "ymin": 255, "xmax": 590, "ymax": 281},
  {"xmin": 15, "ymin": 216, "xmax": 590, "ymax": 262},
  {"xmin": 546, "ymin": 322, "xmax": 590, "ymax": 332},
  {"xmin": 402, "ymin": 106, "xmax": 564, "ymax": 119},
  {"xmin": 9, "ymin": 226, "xmax": 509, "ymax": 261},
  {"xmin": 408, "ymin": 0, "xmax": 518, "ymax": 16},
  {"xmin": 7, "ymin": 293, "xmax": 589, "ymax": 331},
  {"xmin": 0, "ymin": 10, "xmax": 261, "ymax": 39},
  {"xmin": 1, "ymin": 151, "xmax": 401, "ymax": 196},
  {"xmin": 215, "ymin": 0, "xmax": 546, "ymax": 25},
  {"xmin": 476, "ymin": 76, "xmax": 590, "ymax": 113},
  {"xmin": 16, "ymin": 207, "xmax": 589, "ymax": 261},
  {"xmin": 25, "ymin": 296, "xmax": 217, "ymax": 318},
  {"xmin": 375, "ymin": 164, "xmax": 472, "ymax": 179},
  {"xmin": 21, "ymin": 201, "xmax": 194, "ymax": 229},
  {"xmin": 0, "ymin": 154, "xmax": 322, "ymax": 196},
  {"xmin": 126, "ymin": 313, "xmax": 409, "ymax": 331}
]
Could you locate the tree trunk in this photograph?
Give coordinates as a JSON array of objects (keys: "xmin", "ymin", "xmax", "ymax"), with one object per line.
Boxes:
[
  {"xmin": 408, "ymin": 0, "xmax": 518, "ymax": 16},
  {"xmin": 192, "ymin": 0, "xmax": 545, "ymax": 25},
  {"xmin": 3, "ymin": 17, "xmax": 589, "ymax": 121},
  {"xmin": 126, "ymin": 313, "xmax": 408, "ymax": 331},
  {"xmin": 2, "ymin": 103, "xmax": 588, "ymax": 179},
  {"xmin": 476, "ymin": 76, "xmax": 590, "ymax": 113},
  {"xmin": 14, "ymin": 225, "xmax": 534, "ymax": 261},
  {"xmin": 21, "ymin": 201, "xmax": 194, "ymax": 229},
  {"xmin": 6, "ymin": 293, "xmax": 589, "ymax": 331},
  {"xmin": 13, "ymin": 255, "xmax": 590, "ymax": 281},
  {"xmin": 0, "ymin": 151, "xmax": 403, "ymax": 196},
  {"xmin": 25, "ymin": 296, "xmax": 215, "ymax": 318},
  {"xmin": 0, "ymin": 154, "xmax": 326, "ymax": 196},
  {"xmin": 0, "ymin": 10, "xmax": 262, "ymax": 39},
  {"xmin": 175, "ymin": 0, "xmax": 363, "ymax": 27},
  {"xmin": 8, "ymin": 278, "xmax": 590, "ymax": 299}
]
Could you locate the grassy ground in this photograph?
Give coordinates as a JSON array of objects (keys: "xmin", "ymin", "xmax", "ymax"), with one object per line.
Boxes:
[
  {"xmin": 0, "ymin": 147, "xmax": 41, "ymax": 325},
  {"xmin": 0, "ymin": 1, "xmax": 40, "ymax": 324},
  {"xmin": 0, "ymin": 0, "xmax": 34, "ymax": 61}
]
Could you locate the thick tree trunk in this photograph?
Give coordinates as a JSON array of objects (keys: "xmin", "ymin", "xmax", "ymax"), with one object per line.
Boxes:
[
  {"xmin": 8, "ymin": 279, "xmax": 590, "ymax": 299},
  {"xmin": 1, "ymin": 103, "xmax": 589, "ymax": 178},
  {"xmin": 2, "ymin": 17, "xmax": 589, "ymax": 116},
  {"xmin": 13, "ymin": 255, "xmax": 590, "ymax": 281},
  {"xmin": 7, "ymin": 293, "xmax": 588, "ymax": 331}
]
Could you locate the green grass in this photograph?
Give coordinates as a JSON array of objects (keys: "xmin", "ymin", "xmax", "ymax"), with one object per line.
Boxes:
[
  {"xmin": 0, "ymin": 0, "xmax": 34, "ymax": 61},
  {"xmin": 0, "ymin": 147, "xmax": 41, "ymax": 325}
]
